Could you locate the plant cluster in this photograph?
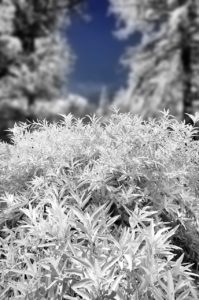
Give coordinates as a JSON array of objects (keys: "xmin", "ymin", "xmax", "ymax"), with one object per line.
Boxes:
[{"xmin": 0, "ymin": 109, "xmax": 199, "ymax": 299}]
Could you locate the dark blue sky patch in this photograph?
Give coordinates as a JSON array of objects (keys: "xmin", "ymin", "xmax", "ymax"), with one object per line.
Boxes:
[{"xmin": 67, "ymin": 0, "xmax": 141, "ymax": 100}]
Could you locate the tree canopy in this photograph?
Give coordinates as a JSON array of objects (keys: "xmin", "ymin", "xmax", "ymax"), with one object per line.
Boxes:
[
  {"xmin": 0, "ymin": 0, "xmax": 80, "ymax": 106},
  {"xmin": 109, "ymin": 0, "xmax": 199, "ymax": 121},
  {"xmin": 0, "ymin": 0, "xmax": 84, "ymax": 141}
]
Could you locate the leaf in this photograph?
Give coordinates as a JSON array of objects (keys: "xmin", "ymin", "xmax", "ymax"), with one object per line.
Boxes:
[
  {"xmin": 72, "ymin": 256, "xmax": 92, "ymax": 270},
  {"xmin": 71, "ymin": 278, "xmax": 93, "ymax": 289},
  {"xmin": 65, "ymin": 269, "xmax": 83, "ymax": 276},
  {"xmin": 124, "ymin": 253, "xmax": 133, "ymax": 271},
  {"xmin": 9, "ymin": 268, "xmax": 34, "ymax": 277},
  {"xmin": 111, "ymin": 273, "xmax": 124, "ymax": 291},
  {"xmin": 167, "ymin": 270, "xmax": 175, "ymax": 300},
  {"xmin": 101, "ymin": 256, "xmax": 120, "ymax": 274},
  {"xmin": 71, "ymin": 288, "xmax": 91, "ymax": 300}
]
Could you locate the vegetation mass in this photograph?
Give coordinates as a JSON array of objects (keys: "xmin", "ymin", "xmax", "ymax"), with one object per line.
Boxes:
[{"xmin": 0, "ymin": 110, "xmax": 199, "ymax": 299}]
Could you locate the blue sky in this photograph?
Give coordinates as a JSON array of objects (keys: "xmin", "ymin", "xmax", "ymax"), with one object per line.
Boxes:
[{"xmin": 67, "ymin": 0, "xmax": 141, "ymax": 101}]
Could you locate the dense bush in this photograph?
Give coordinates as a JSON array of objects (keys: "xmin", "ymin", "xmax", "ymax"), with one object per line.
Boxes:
[{"xmin": 0, "ymin": 109, "xmax": 199, "ymax": 299}]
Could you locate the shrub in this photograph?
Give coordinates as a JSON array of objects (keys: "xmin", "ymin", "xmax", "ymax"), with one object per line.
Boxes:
[{"xmin": 0, "ymin": 109, "xmax": 199, "ymax": 299}]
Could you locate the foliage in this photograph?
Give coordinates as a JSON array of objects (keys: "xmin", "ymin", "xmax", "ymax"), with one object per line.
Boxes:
[
  {"xmin": 0, "ymin": 0, "xmax": 77, "ymax": 104},
  {"xmin": 0, "ymin": 110, "xmax": 199, "ymax": 299},
  {"xmin": 109, "ymin": 0, "xmax": 199, "ymax": 120},
  {"xmin": 0, "ymin": 0, "xmax": 84, "ymax": 142}
]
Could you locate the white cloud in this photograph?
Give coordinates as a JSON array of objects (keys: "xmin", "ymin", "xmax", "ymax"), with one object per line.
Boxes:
[{"xmin": 71, "ymin": 81, "xmax": 108, "ymax": 98}]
